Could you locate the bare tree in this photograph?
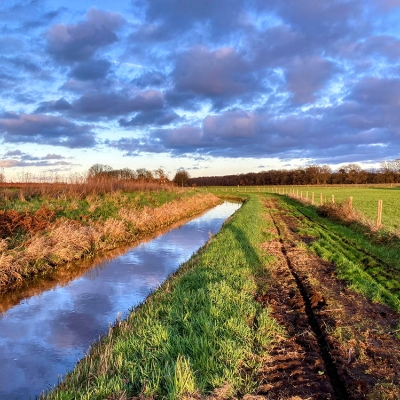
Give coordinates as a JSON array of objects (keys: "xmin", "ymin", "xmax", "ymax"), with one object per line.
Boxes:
[{"xmin": 173, "ymin": 169, "xmax": 190, "ymax": 187}]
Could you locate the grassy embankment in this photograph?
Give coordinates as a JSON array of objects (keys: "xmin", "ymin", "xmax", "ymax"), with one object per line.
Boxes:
[
  {"xmin": 0, "ymin": 188, "xmax": 221, "ymax": 291},
  {"xmin": 44, "ymin": 194, "xmax": 284, "ymax": 399},
  {"xmin": 277, "ymin": 194, "xmax": 400, "ymax": 313}
]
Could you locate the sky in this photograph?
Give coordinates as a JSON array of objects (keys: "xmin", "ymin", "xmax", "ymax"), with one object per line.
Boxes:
[{"xmin": 1, "ymin": 0, "xmax": 400, "ymax": 180}]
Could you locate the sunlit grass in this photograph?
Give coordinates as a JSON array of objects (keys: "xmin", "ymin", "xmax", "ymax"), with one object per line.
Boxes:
[
  {"xmin": 200, "ymin": 186, "xmax": 400, "ymax": 232},
  {"xmin": 278, "ymin": 195, "xmax": 400, "ymax": 312},
  {"xmin": 44, "ymin": 195, "xmax": 284, "ymax": 399}
]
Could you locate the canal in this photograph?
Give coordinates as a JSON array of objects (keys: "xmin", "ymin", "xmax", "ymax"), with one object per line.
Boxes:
[{"xmin": 0, "ymin": 201, "xmax": 241, "ymax": 399}]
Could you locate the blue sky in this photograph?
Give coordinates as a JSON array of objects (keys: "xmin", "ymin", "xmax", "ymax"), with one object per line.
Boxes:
[{"xmin": 1, "ymin": 0, "xmax": 400, "ymax": 180}]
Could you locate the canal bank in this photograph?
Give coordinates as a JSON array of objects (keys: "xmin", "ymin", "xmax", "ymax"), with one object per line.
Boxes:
[
  {"xmin": 41, "ymin": 194, "xmax": 284, "ymax": 399},
  {"xmin": 0, "ymin": 201, "xmax": 242, "ymax": 399}
]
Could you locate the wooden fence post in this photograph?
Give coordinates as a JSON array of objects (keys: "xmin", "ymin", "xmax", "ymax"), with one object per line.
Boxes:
[
  {"xmin": 320, "ymin": 193, "xmax": 323, "ymax": 206},
  {"xmin": 349, "ymin": 196, "xmax": 353, "ymax": 210},
  {"xmin": 312, "ymin": 192, "xmax": 315, "ymax": 205},
  {"xmin": 297, "ymin": 190, "xmax": 299, "ymax": 198},
  {"xmin": 306, "ymin": 191, "xmax": 308, "ymax": 201},
  {"xmin": 377, "ymin": 200, "xmax": 383, "ymax": 229},
  {"xmin": 332, "ymin": 195, "xmax": 335, "ymax": 204},
  {"xmin": 300, "ymin": 191, "xmax": 303, "ymax": 199}
]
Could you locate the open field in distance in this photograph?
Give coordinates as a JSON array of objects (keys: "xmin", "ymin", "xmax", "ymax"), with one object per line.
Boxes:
[{"xmin": 203, "ymin": 185, "xmax": 400, "ymax": 233}]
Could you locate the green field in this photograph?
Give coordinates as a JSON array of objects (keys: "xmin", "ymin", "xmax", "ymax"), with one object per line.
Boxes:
[{"xmin": 203, "ymin": 186, "xmax": 400, "ymax": 233}]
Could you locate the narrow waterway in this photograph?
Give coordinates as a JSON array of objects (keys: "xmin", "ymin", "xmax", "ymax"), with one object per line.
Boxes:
[{"xmin": 0, "ymin": 201, "xmax": 241, "ymax": 399}]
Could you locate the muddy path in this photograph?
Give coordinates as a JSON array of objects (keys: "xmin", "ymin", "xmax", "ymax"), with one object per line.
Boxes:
[{"xmin": 253, "ymin": 198, "xmax": 400, "ymax": 399}]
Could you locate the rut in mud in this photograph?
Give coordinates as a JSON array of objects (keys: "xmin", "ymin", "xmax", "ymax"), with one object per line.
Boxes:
[{"xmin": 253, "ymin": 198, "xmax": 400, "ymax": 399}]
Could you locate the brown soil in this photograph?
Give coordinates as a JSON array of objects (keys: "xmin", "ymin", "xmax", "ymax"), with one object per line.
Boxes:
[
  {"xmin": 253, "ymin": 199, "xmax": 400, "ymax": 399},
  {"xmin": 0, "ymin": 206, "xmax": 55, "ymax": 239}
]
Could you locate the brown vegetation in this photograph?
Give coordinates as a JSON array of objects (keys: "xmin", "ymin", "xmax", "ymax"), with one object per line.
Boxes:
[
  {"xmin": 0, "ymin": 193, "xmax": 221, "ymax": 292},
  {"xmin": 0, "ymin": 206, "xmax": 55, "ymax": 238}
]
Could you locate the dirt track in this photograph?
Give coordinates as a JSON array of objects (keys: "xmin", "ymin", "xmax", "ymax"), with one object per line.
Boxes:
[{"xmin": 252, "ymin": 199, "xmax": 400, "ymax": 399}]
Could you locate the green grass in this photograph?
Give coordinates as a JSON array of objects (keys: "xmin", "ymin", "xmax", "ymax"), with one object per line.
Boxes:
[
  {"xmin": 1, "ymin": 189, "xmax": 202, "ymax": 222},
  {"xmin": 201, "ymin": 186, "xmax": 400, "ymax": 232},
  {"xmin": 277, "ymin": 195, "xmax": 400, "ymax": 312},
  {"xmin": 303, "ymin": 187, "xmax": 400, "ymax": 231},
  {"xmin": 44, "ymin": 194, "xmax": 284, "ymax": 399}
]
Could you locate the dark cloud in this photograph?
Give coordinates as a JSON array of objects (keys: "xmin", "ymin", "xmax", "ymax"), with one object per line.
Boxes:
[
  {"xmin": 285, "ymin": 56, "xmax": 339, "ymax": 103},
  {"xmin": 261, "ymin": 0, "xmax": 364, "ymax": 40},
  {"xmin": 173, "ymin": 46, "xmax": 253, "ymax": 97},
  {"xmin": 119, "ymin": 110, "xmax": 179, "ymax": 127},
  {"xmin": 109, "ymin": 94, "xmax": 400, "ymax": 163},
  {"xmin": 131, "ymin": 0, "xmax": 247, "ymax": 41},
  {"xmin": 35, "ymin": 90, "xmax": 164, "ymax": 119},
  {"xmin": 0, "ymin": 2, "xmax": 66, "ymax": 33},
  {"xmin": 47, "ymin": 8, "xmax": 125, "ymax": 63},
  {"xmin": 203, "ymin": 110, "xmax": 258, "ymax": 139},
  {"xmin": 348, "ymin": 76, "xmax": 400, "ymax": 106},
  {"xmin": 35, "ymin": 98, "xmax": 72, "ymax": 113},
  {"xmin": 0, "ymin": 112, "xmax": 96, "ymax": 148},
  {"xmin": 152, "ymin": 125, "xmax": 203, "ymax": 149},
  {"xmin": 105, "ymin": 137, "xmax": 165, "ymax": 155},
  {"xmin": 4, "ymin": 149, "xmax": 23, "ymax": 156},
  {"xmin": 0, "ymin": 149, "xmax": 72, "ymax": 168},
  {"xmin": 0, "ymin": 159, "xmax": 73, "ymax": 168},
  {"xmin": 132, "ymin": 70, "xmax": 167, "ymax": 88},
  {"xmin": 70, "ymin": 90, "xmax": 164, "ymax": 118},
  {"xmin": 69, "ymin": 59, "xmax": 112, "ymax": 81}
]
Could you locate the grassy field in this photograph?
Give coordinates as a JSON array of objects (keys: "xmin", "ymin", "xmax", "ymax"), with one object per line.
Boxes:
[
  {"xmin": 280, "ymin": 195, "xmax": 400, "ymax": 312},
  {"xmin": 204, "ymin": 185, "xmax": 400, "ymax": 232}
]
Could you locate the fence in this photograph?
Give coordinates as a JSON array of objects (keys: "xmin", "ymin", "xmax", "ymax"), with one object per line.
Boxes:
[{"xmin": 286, "ymin": 189, "xmax": 384, "ymax": 229}]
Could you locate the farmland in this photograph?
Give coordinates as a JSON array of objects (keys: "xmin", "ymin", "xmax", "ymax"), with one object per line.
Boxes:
[
  {"xmin": 205, "ymin": 185, "xmax": 400, "ymax": 232},
  {"xmin": 43, "ymin": 191, "xmax": 400, "ymax": 399},
  {"xmin": 1, "ymin": 183, "xmax": 400, "ymax": 398}
]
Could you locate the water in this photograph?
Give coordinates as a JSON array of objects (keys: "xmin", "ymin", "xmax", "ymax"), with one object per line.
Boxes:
[{"xmin": 0, "ymin": 201, "xmax": 241, "ymax": 399}]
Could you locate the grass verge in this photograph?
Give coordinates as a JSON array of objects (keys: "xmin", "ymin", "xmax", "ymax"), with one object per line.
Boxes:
[{"xmin": 43, "ymin": 194, "xmax": 283, "ymax": 400}]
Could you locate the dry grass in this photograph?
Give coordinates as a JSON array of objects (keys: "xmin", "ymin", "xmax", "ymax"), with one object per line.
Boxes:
[
  {"xmin": 0, "ymin": 177, "xmax": 174, "ymax": 203},
  {"xmin": 0, "ymin": 193, "xmax": 221, "ymax": 291}
]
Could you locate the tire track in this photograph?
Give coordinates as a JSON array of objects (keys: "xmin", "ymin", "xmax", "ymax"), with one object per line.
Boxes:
[{"xmin": 268, "ymin": 207, "xmax": 350, "ymax": 400}]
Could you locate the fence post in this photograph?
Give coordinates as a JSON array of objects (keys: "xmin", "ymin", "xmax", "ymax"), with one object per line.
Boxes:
[
  {"xmin": 312, "ymin": 192, "xmax": 315, "ymax": 205},
  {"xmin": 377, "ymin": 200, "xmax": 383, "ymax": 229},
  {"xmin": 332, "ymin": 195, "xmax": 335, "ymax": 204},
  {"xmin": 300, "ymin": 191, "xmax": 303, "ymax": 199},
  {"xmin": 349, "ymin": 196, "xmax": 353, "ymax": 210},
  {"xmin": 297, "ymin": 189, "xmax": 299, "ymax": 198},
  {"xmin": 306, "ymin": 191, "xmax": 308, "ymax": 201},
  {"xmin": 320, "ymin": 193, "xmax": 323, "ymax": 206}
]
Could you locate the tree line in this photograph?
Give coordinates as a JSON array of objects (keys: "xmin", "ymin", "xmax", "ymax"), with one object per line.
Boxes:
[
  {"xmin": 87, "ymin": 164, "xmax": 191, "ymax": 187},
  {"xmin": 189, "ymin": 161, "xmax": 400, "ymax": 186}
]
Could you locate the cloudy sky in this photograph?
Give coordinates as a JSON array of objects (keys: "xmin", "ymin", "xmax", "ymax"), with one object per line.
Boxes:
[{"xmin": 1, "ymin": 0, "xmax": 400, "ymax": 180}]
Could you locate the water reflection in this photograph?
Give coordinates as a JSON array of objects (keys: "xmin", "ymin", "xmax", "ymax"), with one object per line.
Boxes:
[{"xmin": 0, "ymin": 201, "xmax": 241, "ymax": 399}]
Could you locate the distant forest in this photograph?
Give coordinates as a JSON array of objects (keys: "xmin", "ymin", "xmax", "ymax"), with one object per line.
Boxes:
[{"xmin": 189, "ymin": 161, "xmax": 400, "ymax": 186}]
